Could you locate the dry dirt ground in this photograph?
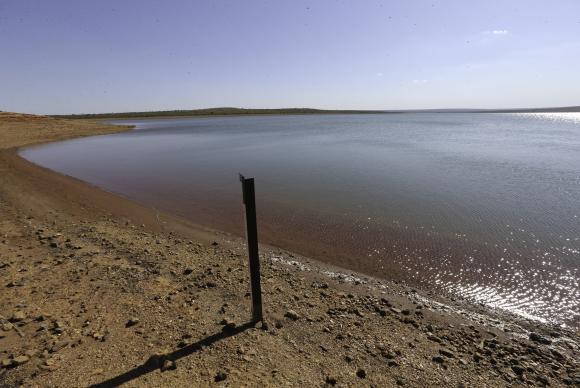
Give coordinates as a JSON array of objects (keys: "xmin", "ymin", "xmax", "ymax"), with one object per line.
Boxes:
[{"xmin": 0, "ymin": 112, "xmax": 578, "ymax": 387}]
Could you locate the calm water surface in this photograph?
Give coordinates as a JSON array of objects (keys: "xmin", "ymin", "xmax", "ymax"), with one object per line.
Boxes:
[{"xmin": 21, "ymin": 113, "xmax": 580, "ymax": 327}]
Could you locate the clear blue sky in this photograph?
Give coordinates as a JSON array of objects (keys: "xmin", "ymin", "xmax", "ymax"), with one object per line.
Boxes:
[{"xmin": 1, "ymin": 0, "xmax": 579, "ymax": 114}]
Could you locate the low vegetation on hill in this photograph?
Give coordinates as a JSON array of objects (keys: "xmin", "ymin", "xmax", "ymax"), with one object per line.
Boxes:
[{"xmin": 52, "ymin": 107, "xmax": 387, "ymax": 119}]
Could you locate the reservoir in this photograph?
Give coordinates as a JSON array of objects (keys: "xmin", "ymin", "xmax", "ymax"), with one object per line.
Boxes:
[{"xmin": 21, "ymin": 113, "xmax": 580, "ymax": 328}]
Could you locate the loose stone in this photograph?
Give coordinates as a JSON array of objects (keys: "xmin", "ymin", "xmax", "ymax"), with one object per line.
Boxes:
[
  {"xmin": 215, "ymin": 370, "xmax": 227, "ymax": 382},
  {"xmin": 13, "ymin": 355, "xmax": 30, "ymax": 365},
  {"xmin": 285, "ymin": 310, "xmax": 300, "ymax": 320},
  {"xmin": 126, "ymin": 317, "xmax": 140, "ymax": 327},
  {"xmin": 432, "ymin": 356, "xmax": 445, "ymax": 364},
  {"xmin": 161, "ymin": 359, "xmax": 176, "ymax": 372}
]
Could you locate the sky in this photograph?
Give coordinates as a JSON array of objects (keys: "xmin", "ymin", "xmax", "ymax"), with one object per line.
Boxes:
[{"xmin": 1, "ymin": 0, "xmax": 579, "ymax": 114}]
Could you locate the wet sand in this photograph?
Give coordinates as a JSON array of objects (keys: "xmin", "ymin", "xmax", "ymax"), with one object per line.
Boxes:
[{"xmin": 0, "ymin": 112, "xmax": 578, "ymax": 387}]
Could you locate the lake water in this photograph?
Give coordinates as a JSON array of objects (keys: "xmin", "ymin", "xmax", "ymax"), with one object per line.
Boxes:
[{"xmin": 21, "ymin": 113, "xmax": 580, "ymax": 328}]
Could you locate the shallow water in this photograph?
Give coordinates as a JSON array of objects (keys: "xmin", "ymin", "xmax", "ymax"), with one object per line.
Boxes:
[{"xmin": 21, "ymin": 113, "xmax": 580, "ymax": 328}]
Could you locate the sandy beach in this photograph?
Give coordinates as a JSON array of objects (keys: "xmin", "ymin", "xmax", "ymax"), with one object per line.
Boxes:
[{"xmin": 0, "ymin": 112, "xmax": 578, "ymax": 387}]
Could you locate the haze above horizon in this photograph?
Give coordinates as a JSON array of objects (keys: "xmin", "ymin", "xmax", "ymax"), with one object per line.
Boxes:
[{"xmin": 1, "ymin": 0, "xmax": 579, "ymax": 115}]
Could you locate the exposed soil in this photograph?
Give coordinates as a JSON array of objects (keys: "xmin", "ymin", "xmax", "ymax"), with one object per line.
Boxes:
[{"xmin": 0, "ymin": 112, "xmax": 578, "ymax": 387}]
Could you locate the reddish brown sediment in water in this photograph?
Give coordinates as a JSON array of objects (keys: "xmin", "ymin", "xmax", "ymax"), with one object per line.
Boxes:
[
  {"xmin": 114, "ymin": 180, "xmax": 578, "ymax": 329},
  {"xmin": 1, "ymin": 112, "xmax": 578, "ymax": 387}
]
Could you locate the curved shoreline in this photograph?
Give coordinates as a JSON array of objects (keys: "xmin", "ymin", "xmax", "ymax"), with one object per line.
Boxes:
[
  {"xmin": 6, "ymin": 144, "xmax": 570, "ymax": 330},
  {"xmin": 5, "ymin": 113, "xmax": 578, "ymax": 332},
  {"xmin": 1, "ymin": 113, "xmax": 578, "ymax": 387},
  {"xmin": 19, "ymin": 115, "xmax": 578, "ymax": 331}
]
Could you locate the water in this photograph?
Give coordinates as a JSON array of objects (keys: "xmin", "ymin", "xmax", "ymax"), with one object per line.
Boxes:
[{"xmin": 21, "ymin": 113, "xmax": 580, "ymax": 328}]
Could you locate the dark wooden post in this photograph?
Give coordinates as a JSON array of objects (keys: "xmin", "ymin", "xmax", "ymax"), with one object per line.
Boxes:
[{"xmin": 239, "ymin": 174, "xmax": 263, "ymax": 322}]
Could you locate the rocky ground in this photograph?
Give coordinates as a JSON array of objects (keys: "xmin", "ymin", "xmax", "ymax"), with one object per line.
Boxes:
[{"xmin": 0, "ymin": 113, "xmax": 578, "ymax": 387}]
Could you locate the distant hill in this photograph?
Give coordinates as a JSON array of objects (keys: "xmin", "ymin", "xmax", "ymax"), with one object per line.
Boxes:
[
  {"xmin": 49, "ymin": 105, "xmax": 580, "ymax": 119},
  {"xmin": 53, "ymin": 107, "xmax": 387, "ymax": 119}
]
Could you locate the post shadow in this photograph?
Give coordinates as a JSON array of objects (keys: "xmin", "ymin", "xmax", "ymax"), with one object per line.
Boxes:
[{"xmin": 89, "ymin": 321, "xmax": 256, "ymax": 388}]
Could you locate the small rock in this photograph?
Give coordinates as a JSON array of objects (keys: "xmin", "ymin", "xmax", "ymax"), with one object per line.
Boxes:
[
  {"xmin": 13, "ymin": 355, "xmax": 30, "ymax": 365},
  {"xmin": 284, "ymin": 310, "xmax": 300, "ymax": 320},
  {"xmin": 92, "ymin": 332, "xmax": 105, "ymax": 342},
  {"xmin": 126, "ymin": 318, "xmax": 140, "ymax": 327},
  {"xmin": 51, "ymin": 340, "xmax": 69, "ymax": 353},
  {"xmin": 511, "ymin": 365, "xmax": 525, "ymax": 375},
  {"xmin": 221, "ymin": 318, "xmax": 236, "ymax": 332},
  {"xmin": 215, "ymin": 370, "xmax": 227, "ymax": 382},
  {"xmin": 439, "ymin": 349, "xmax": 455, "ymax": 358},
  {"xmin": 161, "ymin": 359, "xmax": 176, "ymax": 372},
  {"xmin": 24, "ymin": 350, "xmax": 37, "ymax": 357},
  {"xmin": 529, "ymin": 332, "xmax": 551, "ymax": 345},
  {"xmin": 2, "ymin": 323, "xmax": 13, "ymax": 331},
  {"xmin": 1, "ymin": 358, "xmax": 13, "ymax": 368},
  {"xmin": 403, "ymin": 317, "xmax": 416, "ymax": 325},
  {"xmin": 356, "ymin": 368, "xmax": 366, "ymax": 379},
  {"xmin": 536, "ymin": 374, "xmax": 550, "ymax": 385},
  {"xmin": 145, "ymin": 353, "xmax": 167, "ymax": 368},
  {"xmin": 10, "ymin": 311, "xmax": 26, "ymax": 322},
  {"xmin": 326, "ymin": 376, "xmax": 337, "ymax": 385},
  {"xmin": 432, "ymin": 356, "xmax": 445, "ymax": 364},
  {"xmin": 550, "ymin": 348, "xmax": 565, "ymax": 360}
]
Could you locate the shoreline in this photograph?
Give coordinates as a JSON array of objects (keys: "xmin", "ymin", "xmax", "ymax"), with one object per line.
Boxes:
[
  {"xmin": 1, "ymin": 112, "xmax": 578, "ymax": 386},
  {"xmin": 19, "ymin": 115, "xmax": 577, "ymax": 331},
  {"xmin": 7, "ymin": 142, "xmax": 576, "ymax": 330}
]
